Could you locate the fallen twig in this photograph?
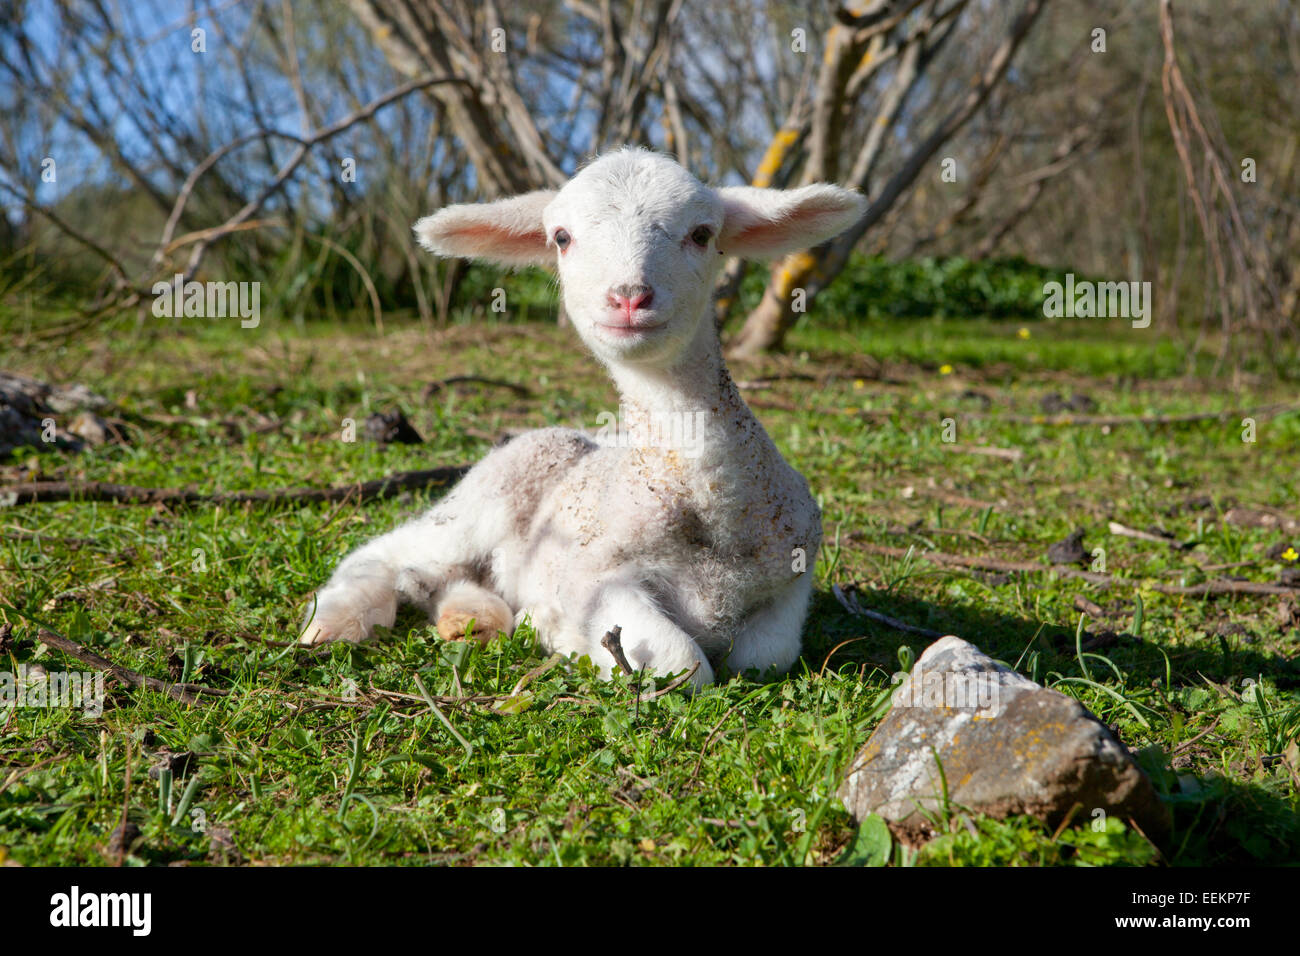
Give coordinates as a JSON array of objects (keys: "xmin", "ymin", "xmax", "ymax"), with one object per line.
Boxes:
[
  {"xmin": 831, "ymin": 583, "xmax": 946, "ymax": 639},
  {"xmin": 1161, "ymin": 579, "xmax": 1297, "ymax": 596},
  {"xmin": 1108, "ymin": 521, "xmax": 1182, "ymax": 546},
  {"xmin": 991, "ymin": 401, "xmax": 1299, "ymax": 427},
  {"xmin": 45, "ymin": 575, "xmax": 118, "ymax": 604},
  {"xmin": 600, "ymin": 625, "xmax": 635, "ymax": 676},
  {"xmin": 422, "ymin": 376, "xmax": 533, "ymax": 399},
  {"xmin": 905, "ymin": 485, "xmax": 1004, "ymax": 510},
  {"xmin": 35, "ymin": 626, "xmax": 229, "ymax": 705},
  {"xmin": 1073, "ymin": 594, "xmax": 1107, "ymax": 618},
  {"xmin": 1170, "ymin": 716, "xmax": 1222, "ymax": 756},
  {"xmin": 744, "ymin": 396, "xmax": 800, "ymax": 412},
  {"xmin": 855, "ymin": 539, "xmax": 1109, "ymax": 584},
  {"xmin": 1, "ymin": 465, "xmax": 469, "ymax": 507},
  {"xmin": 943, "ymin": 443, "xmax": 1024, "ymax": 461},
  {"xmin": 887, "ymin": 525, "xmax": 992, "ymax": 545},
  {"xmin": 0, "ymin": 754, "xmax": 65, "ymax": 798},
  {"xmin": 700, "ymin": 817, "xmax": 761, "ymax": 829},
  {"xmin": 638, "ymin": 663, "xmax": 700, "ymax": 701},
  {"xmin": 367, "ymin": 680, "xmax": 504, "ymax": 708},
  {"xmin": 130, "ymin": 410, "xmax": 283, "ymax": 437},
  {"xmin": 733, "ymin": 373, "xmax": 817, "ymax": 390},
  {"xmin": 852, "ymin": 541, "xmax": 1299, "ymax": 596}
]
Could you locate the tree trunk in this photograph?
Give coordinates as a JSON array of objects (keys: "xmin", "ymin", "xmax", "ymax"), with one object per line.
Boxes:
[
  {"xmin": 726, "ymin": 250, "xmax": 823, "ymax": 359},
  {"xmin": 727, "ymin": 0, "xmax": 1045, "ymax": 357},
  {"xmin": 345, "ymin": 0, "xmax": 538, "ymax": 197}
]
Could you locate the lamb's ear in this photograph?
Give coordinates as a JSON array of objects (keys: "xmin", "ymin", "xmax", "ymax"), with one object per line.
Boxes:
[
  {"xmin": 717, "ymin": 184, "xmax": 867, "ymax": 259},
  {"xmin": 414, "ymin": 189, "xmax": 558, "ymax": 266}
]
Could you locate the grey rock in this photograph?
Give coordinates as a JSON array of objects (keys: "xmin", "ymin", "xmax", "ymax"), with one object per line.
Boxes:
[
  {"xmin": 1041, "ymin": 392, "xmax": 1098, "ymax": 415},
  {"xmin": 840, "ymin": 635, "xmax": 1170, "ymax": 842},
  {"xmin": 66, "ymin": 410, "xmax": 113, "ymax": 445},
  {"xmin": 0, "ymin": 370, "xmax": 114, "ymax": 457},
  {"xmin": 363, "ymin": 408, "xmax": 424, "ymax": 445},
  {"xmin": 0, "ymin": 371, "xmax": 109, "ymax": 413},
  {"xmin": 1047, "ymin": 528, "xmax": 1089, "ymax": 566}
]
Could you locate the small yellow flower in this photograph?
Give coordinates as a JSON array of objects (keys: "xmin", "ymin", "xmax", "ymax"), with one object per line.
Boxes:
[
  {"xmin": 1283, "ymin": 547, "xmax": 1299, "ymax": 562},
  {"xmin": 939, "ymin": 364, "xmax": 954, "ymax": 375},
  {"xmin": 1018, "ymin": 327, "xmax": 1031, "ymax": 339},
  {"xmin": 854, "ymin": 378, "xmax": 866, "ymax": 390}
]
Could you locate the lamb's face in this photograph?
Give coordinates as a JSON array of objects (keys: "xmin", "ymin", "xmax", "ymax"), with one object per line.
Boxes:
[
  {"xmin": 415, "ymin": 148, "xmax": 867, "ymax": 371},
  {"xmin": 542, "ymin": 151, "xmax": 726, "ymax": 368}
]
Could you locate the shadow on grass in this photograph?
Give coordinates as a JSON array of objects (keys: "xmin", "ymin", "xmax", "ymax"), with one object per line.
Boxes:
[{"xmin": 803, "ymin": 587, "xmax": 1300, "ymax": 690}]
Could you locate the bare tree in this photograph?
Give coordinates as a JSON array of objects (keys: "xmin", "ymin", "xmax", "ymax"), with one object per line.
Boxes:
[
  {"xmin": 1158, "ymin": 0, "xmax": 1295, "ymax": 373},
  {"xmin": 3, "ymin": 0, "xmax": 1295, "ymax": 372},
  {"xmin": 725, "ymin": 0, "xmax": 1047, "ymax": 358}
]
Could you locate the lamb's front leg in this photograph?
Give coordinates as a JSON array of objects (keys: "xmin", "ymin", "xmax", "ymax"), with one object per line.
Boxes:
[
  {"xmin": 302, "ymin": 428, "xmax": 595, "ymax": 646},
  {"xmin": 301, "ymin": 513, "xmax": 452, "ymax": 645},
  {"xmin": 552, "ymin": 581, "xmax": 714, "ymax": 688},
  {"xmin": 721, "ymin": 573, "xmax": 813, "ymax": 679},
  {"xmin": 301, "ymin": 493, "xmax": 512, "ymax": 646}
]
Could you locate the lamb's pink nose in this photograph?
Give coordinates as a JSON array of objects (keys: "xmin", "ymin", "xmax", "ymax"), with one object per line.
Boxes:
[{"xmin": 608, "ymin": 284, "xmax": 654, "ymax": 320}]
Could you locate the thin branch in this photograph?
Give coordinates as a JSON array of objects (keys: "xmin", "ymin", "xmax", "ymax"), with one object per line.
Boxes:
[
  {"xmin": 1, "ymin": 465, "xmax": 469, "ymax": 508},
  {"xmin": 831, "ymin": 583, "xmax": 946, "ymax": 639},
  {"xmin": 638, "ymin": 663, "xmax": 700, "ymax": 701},
  {"xmin": 35, "ymin": 626, "xmax": 229, "ymax": 706},
  {"xmin": 600, "ymin": 625, "xmax": 634, "ymax": 676},
  {"xmin": 173, "ymin": 74, "xmax": 473, "ymax": 281},
  {"xmin": 853, "ymin": 541, "xmax": 1300, "ymax": 597},
  {"xmin": 986, "ymin": 402, "xmax": 1300, "ymax": 427}
]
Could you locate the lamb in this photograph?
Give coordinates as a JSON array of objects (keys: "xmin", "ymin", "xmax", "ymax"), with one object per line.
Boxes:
[{"xmin": 300, "ymin": 147, "xmax": 867, "ymax": 688}]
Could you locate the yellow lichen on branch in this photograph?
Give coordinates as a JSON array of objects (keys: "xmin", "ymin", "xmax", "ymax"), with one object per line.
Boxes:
[
  {"xmin": 774, "ymin": 251, "xmax": 818, "ymax": 299},
  {"xmin": 753, "ymin": 127, "xmax": 801, "ymax": 188}
]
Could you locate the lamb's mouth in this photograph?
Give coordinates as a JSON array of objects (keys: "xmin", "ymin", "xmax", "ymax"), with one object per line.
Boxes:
[{"xmin": 596, "ymin": 319, "xmax": 668, "ymax": 338}]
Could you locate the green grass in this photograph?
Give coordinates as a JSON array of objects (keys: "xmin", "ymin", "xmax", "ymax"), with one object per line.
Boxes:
[{"xmin": 1, "ymin": 309, "xmax": 1298, "ymax": 866}]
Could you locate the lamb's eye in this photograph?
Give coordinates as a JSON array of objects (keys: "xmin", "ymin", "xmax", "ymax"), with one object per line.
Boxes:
[
  {"xmin": 689, "ymin": 226, "xmax": 713, "ymax": 247},
  {"xmin": 553, "ymin": 229, "xmax": 571, "ymax": 252}
]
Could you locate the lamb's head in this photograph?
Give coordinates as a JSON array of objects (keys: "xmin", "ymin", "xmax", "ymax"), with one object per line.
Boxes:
[{"xmin": 415, "ymin": 148, "xmax": 866, "ymax": 369}]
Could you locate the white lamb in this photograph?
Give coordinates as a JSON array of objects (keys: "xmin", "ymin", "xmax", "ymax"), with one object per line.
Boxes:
[{"xmin": 301, "ymin": 147, "xmax": 866, "ymax": 688}]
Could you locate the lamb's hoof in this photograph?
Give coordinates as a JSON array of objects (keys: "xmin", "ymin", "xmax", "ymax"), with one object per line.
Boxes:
[
  {"xmin": 436, "ymin": 606, "xmax": 513, "ymax": 646},
  {"xmin": 435, "ymin": 583, "xmax": 514, "ymax": 645},
  {"xmin": 299, "ymin": 612, "xmax": 366, "ymax": 646}
]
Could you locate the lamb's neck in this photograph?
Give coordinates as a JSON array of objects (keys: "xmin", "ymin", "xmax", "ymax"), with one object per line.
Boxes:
[{"xmin": 604, "ymin": 320, "xmax": 768, "ymax": 466}]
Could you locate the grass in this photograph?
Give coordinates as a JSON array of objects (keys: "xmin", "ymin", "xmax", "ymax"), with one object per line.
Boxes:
[{"xmin": 1, "ymin": 308, "xmax": 1298, "ymax": 866}]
